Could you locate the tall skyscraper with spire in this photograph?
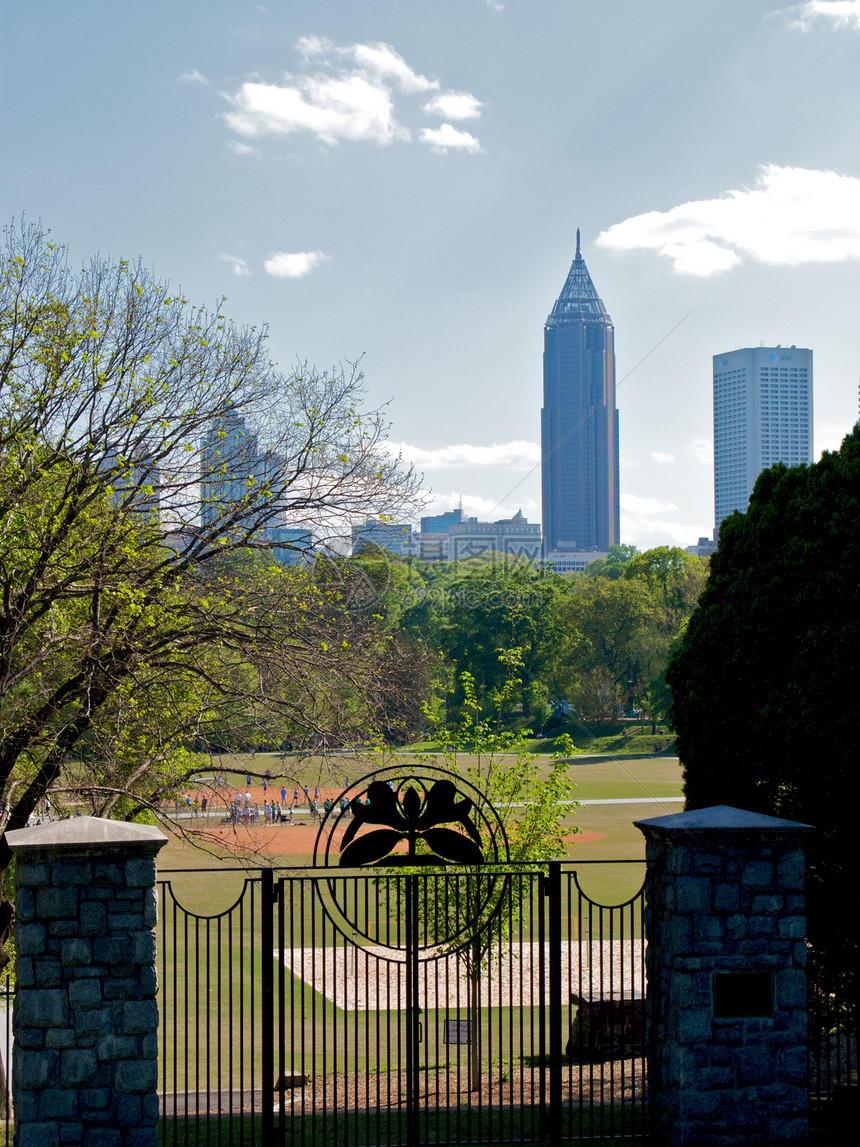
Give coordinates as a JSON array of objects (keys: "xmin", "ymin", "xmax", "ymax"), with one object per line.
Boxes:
[{"xmin": 541, "ymin": 230, "xmax": 620, "ymax": 553}]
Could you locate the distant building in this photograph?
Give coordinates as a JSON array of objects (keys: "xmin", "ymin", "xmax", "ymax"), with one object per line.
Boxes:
[
  {"xmin": 544, "ymin": 548, "xmax": 609, "ymax": 573},
  {"xmin": 686, "ymin": 534, "xmax": 718, "ymax": 559},
  {"xmin": 102, "ymin": 443, "xmax": 160, "ymax": 513},
  {"xmin": 420, "ymin": 506, "xmax": 477, "ymax": 533},
  {"xmin": 713, "ymin": 346, "xmax": 813, "ymax": 528},
  {"xmin": 406, "ymin": 531, "xmax": 450, "ymax": 563},
  {"xmin": 200, "ymin": 409, "xmax": 312, "ymax": 564},
  {"xmin": 542, "ymin": 230, "xmax": 620, "ymax": 553},
  {"xmin": 268, "ymin": 526, "xmax": 314, "ymax": 566},
  {"xmin": 351, "ymin": 519, "xmax": 413, "ymax": 555},
  {"xmin": 200, "ymin": 409, "xmax": 272, "ymax": 530},
  {"xmin": 405, "ymin": 510, "xmax": 542, "ymax": 563}
]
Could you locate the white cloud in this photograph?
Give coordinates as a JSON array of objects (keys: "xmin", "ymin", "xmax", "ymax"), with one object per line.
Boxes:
[
  {"xmin": 597, "ymin": 165, "xmax": 860, "ymax": 276},
  {"xmin": 419, "ymin": 124, "xmax": 483, "ymax": 154},
  {"xmin": 228, "ymin": 140, "xmax": 255, "ymax": 155},
  {"xmin": 423, "ymin": 91, "xmax": 483, "ymax": 120},
  {"xmin": 264, "ymin": 250, "xmax": 329, "ymax": 278},
  {"xmin": 651, "ymin": 451, "xmax": 675, "ymax": 464},
  {"xmin": 620, "ymin": 494, "xmax": 703, "ymax": 549},
  {"xmin": 393, "ymin": 441, "xmax": 539, "ymax": 470},
  {"xmin": 225, "ymin": 75, "xmax": 405, "ymax": 146},
  {"xmin": 621, "ymin": 515, "xmax": 703, "ymax": 549},
  {"xmin": 178, "ymin": 69, "xmax": 209, "ymax": 84},
  {"xmin": 345, "ymin": 43, "xmax": 437, "ymax": 94},
  {"xmin": 297, "ymin": 36, "xmax": 438, "ymax": 94},
  {"xmin": 224, "ymin": 38, "xmax": 483, "ymax": 154},
  {"xmin": 687, "ymin": 437, "xmax": 713, "ymax": 465},
  {"xmin": 296, "ymin": 35, "xmax": 331, "ymax": 60},
  {"xmin": 792, "ymin": 1, "xmax": 860, "ymax": 31},
  {"xmin": 219, "ymin": 254, "xmax": 251, "ymax": 276},
  {"xmin": 622, "ymin": 494, "xmax": 678, "ymax": 516},
  {"xmin": 815, "ymin": 419, "xmax": 858, "ymax": 457}
]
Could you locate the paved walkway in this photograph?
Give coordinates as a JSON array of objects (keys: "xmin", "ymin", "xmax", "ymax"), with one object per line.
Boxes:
[{"xmin": 578, "ymin": 796, "xmax": 684, "ymax": 806}]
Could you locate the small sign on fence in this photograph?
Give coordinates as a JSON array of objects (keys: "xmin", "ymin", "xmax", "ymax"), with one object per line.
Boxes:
[{"xmin": 443, "ymin": 1019, "xmax": 472, "ymax": 1044}]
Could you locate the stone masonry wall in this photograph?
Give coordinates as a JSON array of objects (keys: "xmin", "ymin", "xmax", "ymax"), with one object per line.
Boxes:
[
  {"xmin": 637, "ymin": 806, "xmax": 812, "ymax": 1147},
  {"xmin": 10, "ymin": 819, "xmax": 166, "ymax": 1147}
]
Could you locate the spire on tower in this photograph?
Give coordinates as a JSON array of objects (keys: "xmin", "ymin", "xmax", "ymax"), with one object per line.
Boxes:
[{"xmin": 546, "ymin": 233, "xmax": 611, "ymax": 326}]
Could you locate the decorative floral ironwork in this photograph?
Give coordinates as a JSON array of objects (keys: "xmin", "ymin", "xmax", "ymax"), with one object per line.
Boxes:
[{"xmin": 339, "ymin": 779, "xmax": 484, "ymax": 867}]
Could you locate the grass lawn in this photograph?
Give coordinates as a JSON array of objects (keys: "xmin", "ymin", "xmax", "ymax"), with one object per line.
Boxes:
[
  {"xmin": 158, "ymin": 1106, "xmax": 637, "ymax": 1147},
  {"xmin": 158, "ymin": 749, "xmax": 680, "ymax": 905},
  {"xmin": 184, "ymin": 749, "xmax": 681, "ymax": 804}
]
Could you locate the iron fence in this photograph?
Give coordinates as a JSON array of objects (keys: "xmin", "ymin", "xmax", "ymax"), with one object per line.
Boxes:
[
  {"xmin": 0, "ymin": 967, "xmax": 10, "ymax": 1147},
  {"xmin": 807, "ymin": 949, "xmax": 858, "ymax": 1137},
  {"xmin": 157, "ymin": 860, "xmax": 646, "ymax": 1146}
]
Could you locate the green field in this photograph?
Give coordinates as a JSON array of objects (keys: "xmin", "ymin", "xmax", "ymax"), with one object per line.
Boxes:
[{"xmin": 160, "ymin": 749, "xmax": 682, "ymax": 904}]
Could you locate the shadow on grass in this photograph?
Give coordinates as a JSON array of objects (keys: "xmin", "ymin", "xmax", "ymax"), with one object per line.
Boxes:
[{"xmin": 158, "ymin": 1104, "xmax": 644, "ymax": 1146}]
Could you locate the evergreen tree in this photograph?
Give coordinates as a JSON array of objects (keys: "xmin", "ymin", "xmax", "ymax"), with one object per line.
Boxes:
[{"xmin": 667, "ymin": 426, "xmax": 860, "ymax": 982}]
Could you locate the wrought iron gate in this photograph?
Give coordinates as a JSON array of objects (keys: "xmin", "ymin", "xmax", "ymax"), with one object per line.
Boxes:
[
  {"xmin": 158, "ymin": 768, "xmax": 646, "ymax": 1145},
  {"xmin": 268, "ymin": 863, "xmax": 646, "ymax": 1147}
]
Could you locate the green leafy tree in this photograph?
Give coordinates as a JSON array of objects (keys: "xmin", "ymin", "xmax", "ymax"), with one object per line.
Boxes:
[
  {"xmin": 581, "ymin": 543, "xmax": 639, "ymax": 580},
  {"xmin": 564, "ymin": 577, "xmax": 662, "ymax": 719},
  {"xmin": 622, "ymin": 545, "xmax": 709, "ymax": 633},
  {"xmin": 0, "ymin": 220, "xmax": 417, "ymax": 957},
  {"xmin": 418, "ymin": 650, "xmax": 578, "ymax": 1088},
  {"xmin": 667, "ymin": 427, "xmax": 860, "ymax": 988},
  {"xmin": 405, "ymin": 562, "xmax": 576, "ymax": 727}
]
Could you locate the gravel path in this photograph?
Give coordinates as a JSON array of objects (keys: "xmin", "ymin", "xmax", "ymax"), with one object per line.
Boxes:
[{"xmin": 278, "ymin": 940, "xmax": 645, "ymax": 1010}]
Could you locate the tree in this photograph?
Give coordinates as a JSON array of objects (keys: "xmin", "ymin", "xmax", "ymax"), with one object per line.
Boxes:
[
  {"xmin": 622, "ymin": 545, "xmax": 708, "ymax": 632},
  {"xmin": 666, "ymin": 428, "xmax": 860, "ymax": 983},
  {"xmin": 417, "ymin": 650, "xmax": 577, "ymax": 1089},
  {"xmin": 404, "ymin": 561, "xmax": 575, "ymax": 727},
  {"xmin": 581, "ymin": 543, "xmax": 639, "ymax": 580},
  {"xmin": 564, "ymin": 577, "xmax": 662, "ymax": 719},
  {"xmin": 0, "ymin": 221, "xmax": 417, "ymax": 951}
]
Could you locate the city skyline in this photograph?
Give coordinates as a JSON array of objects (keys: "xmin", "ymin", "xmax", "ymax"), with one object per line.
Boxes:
[{"xmin": 3, "ymin": 2, "xmax": 860, "ymax": 549}]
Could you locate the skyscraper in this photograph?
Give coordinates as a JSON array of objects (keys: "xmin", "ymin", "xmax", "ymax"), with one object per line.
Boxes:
[
  {"xmin": 712, "ymin": 346, "xmax": 813, "ymax": 529},
  {"xmin": 200, "ymin": 408, "xmax": 276, "ymax": 528},
  {"xmin": 199, "ymin": 408, "xmax": 311, "ymax": 563},
  {"xmin": 541, "ymin": 231, "xmax": 619, "ymax": 553}
]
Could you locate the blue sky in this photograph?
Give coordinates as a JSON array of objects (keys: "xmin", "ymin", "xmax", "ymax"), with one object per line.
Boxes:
[{"xmin": 4, "ymin": 1, "xmax": 860, "ymax": 548}]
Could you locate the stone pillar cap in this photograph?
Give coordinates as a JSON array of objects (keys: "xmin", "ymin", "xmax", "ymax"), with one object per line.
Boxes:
[
  {"xmin": 6, "ymin": 815, "xmax": 168, "ymax": 851},
  {"xmin": 634, "ymin": 803, "xmax": 814, "ymax": 834}
]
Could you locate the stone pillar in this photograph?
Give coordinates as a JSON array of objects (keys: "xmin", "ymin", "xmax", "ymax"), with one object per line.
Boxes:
[
  {"xmin": 8, "ymin": 816, "xmax": 167, "ymax": 1147},
  {"xmin": 635, "ymin": 804, "xmax": 812, "ymax": 1147}
]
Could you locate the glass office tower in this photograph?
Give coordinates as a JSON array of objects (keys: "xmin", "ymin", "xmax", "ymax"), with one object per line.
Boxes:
[
  {"xmin": 713, "ymin": 346, "xmax": 813, "ymax": 529},
  {"xmin": 541, "ymin": 231, "xmax": 619, "ymax": 553}
]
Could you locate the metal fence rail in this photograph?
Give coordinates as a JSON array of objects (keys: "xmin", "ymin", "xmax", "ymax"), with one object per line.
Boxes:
[
  {"xmin": 0, "ymin": 968, "xmax": 11, "ymax": 1147},
  {"xmin": 807, "ymin": 950, "xmax": 858, "ymax": 1137},
  {"xmin": 157, "ymin": 861, "xmax": 647, "ymax": 1146}
]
